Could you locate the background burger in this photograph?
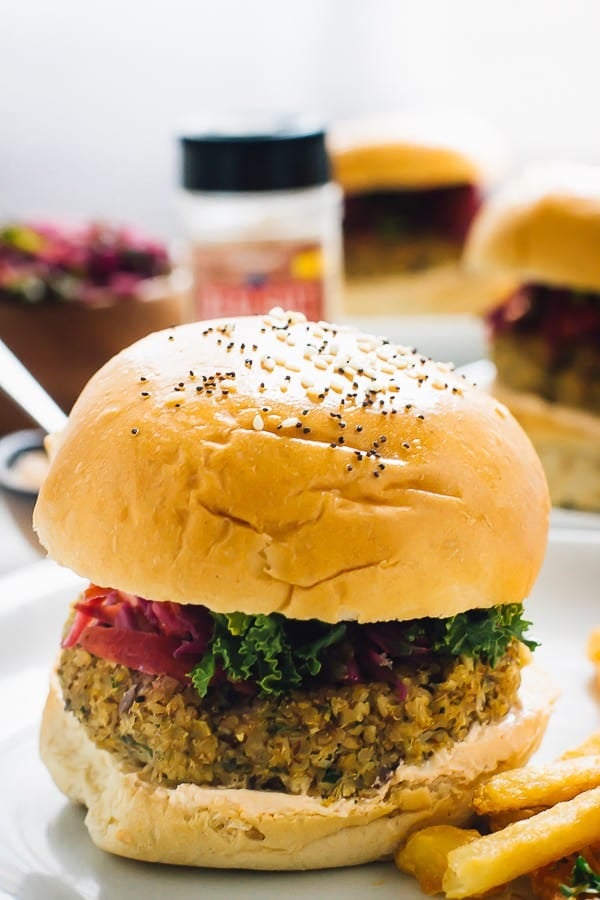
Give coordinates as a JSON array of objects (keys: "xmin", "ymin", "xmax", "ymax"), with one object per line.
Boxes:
[
  {"xmin": 35, "ymin": 307, "xmax": 553, "ymax": 870},
  {"xmin": 465, "ymin": 163, "xmax": 600, "ymax": 513},
  {"xmin": 329, "ymin": 114, "xmax": 513, "ymax": 316}
]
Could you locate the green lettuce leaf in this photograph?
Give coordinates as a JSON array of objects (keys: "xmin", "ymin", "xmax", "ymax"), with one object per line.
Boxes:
[
  {"xmin": 561, "ymin": 856, "xmax": 600, "ymax": 897},
  {"xmin": 433, "ymin": 603, "xmax": 539, "ymax": 666},
  {"xmin": 190, "ymin": 613, "xmax": 346, "ymax": 698},
  {"xmin": 189, "ymin": 603, "xmax": 537, "ymax": 699}
]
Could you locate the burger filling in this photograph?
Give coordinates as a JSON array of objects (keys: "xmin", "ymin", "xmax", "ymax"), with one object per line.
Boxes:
[
  {"xmin": 58, "ymin": 586, "xmax": 536, "ymax": 801},
  {"xmin": 487, "ymin": 285, "xmax": 600, "ymax": 413},
  {"xmin": 343, "ymin": 184, "xmax": 481, "ymax": 278}
]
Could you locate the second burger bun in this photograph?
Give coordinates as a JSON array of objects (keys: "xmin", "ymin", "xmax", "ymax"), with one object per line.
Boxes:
[
  {"xmin": 339, "ymin": 262, "xmax": 515, "ymax": 316},
  {"xmin": 34, "ymin": 310, "xmax": 549, "ymax": 623},
  {"xmin": 491, "ymin": 379, "xmax": 600, "ymax": 512},
  {"xmin": 329, "ymin": 113, "xmax": 506, "ymax": 192},
  {"xmin": 41, "ymin": 664, "xmax": 554, "ymax": 870},
  {"xmin": 466, "ymin": 162, "xmax": 600, "ymax": 292},
  {"xmin": 329, "ymin": 113, "xmax": 513, "ymax": 315}
]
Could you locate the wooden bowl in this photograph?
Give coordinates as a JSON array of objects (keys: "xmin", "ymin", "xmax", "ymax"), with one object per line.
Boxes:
[{"xmin": 0, "ymin": 272, "xmax": 189, "ymax": 434}]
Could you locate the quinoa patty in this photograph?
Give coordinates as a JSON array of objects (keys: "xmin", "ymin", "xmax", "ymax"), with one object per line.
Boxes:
[{"xmin": 58, "ymin": 643, "xmax": 523, "ymax": 801}]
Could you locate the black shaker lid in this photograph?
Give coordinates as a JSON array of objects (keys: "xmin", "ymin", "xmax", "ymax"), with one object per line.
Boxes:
[{"xmin": 180, "ymin": 122, "xmax": 331, "ymax": 193}]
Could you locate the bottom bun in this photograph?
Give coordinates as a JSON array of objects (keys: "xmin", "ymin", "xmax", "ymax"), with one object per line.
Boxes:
[
  {"xmin": 341, "ymin": 263, "xmax": 514, "ymax": 316},
  {"xmin": 492, "ymin": 380, "xmax": 600, "ymax": 513},
  {"xmin": 40, "ymin": 664, "xmax": 555, "ymax": 870}
]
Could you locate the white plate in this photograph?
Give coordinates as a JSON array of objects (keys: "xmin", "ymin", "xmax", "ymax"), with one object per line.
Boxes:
[
  {"xmin": 338, "ymin": 315, "xmax": 486, "ymax": 367},
  {"xmin": 1, "ymin": 536, "xmax": 599, "ymax": 900},
  {"xmin": 551, "ymin": 508, "xmax": 600, "ymax": 531}
]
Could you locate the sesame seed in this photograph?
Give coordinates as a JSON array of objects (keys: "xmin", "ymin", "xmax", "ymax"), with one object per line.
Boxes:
[
  {"xmin": 252, "ymin": 415, "xmax": 264, "ymax": 431},
  {"xmin": 281, "ymin": 417, "xmax": 300, "ymax": 428},
  {"xmin": 141, "ymin": 391, "xmax": 150, "ymax": 397},
  {"xmin": 131, "ymin": 427, "xmax": 139, "ymax": 435}
]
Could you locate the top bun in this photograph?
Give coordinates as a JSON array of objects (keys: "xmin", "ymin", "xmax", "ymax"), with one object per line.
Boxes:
[
  {"xmin": 465, "ymin": 163, "xmax": 600, "ymax": 291},
  {"xmin": 34, "ymin": 310, "xmax": 549, "ymax": 624},
  {"xmin": 329, "ymin": 113, "xmax": 506, "ymax": 193}
]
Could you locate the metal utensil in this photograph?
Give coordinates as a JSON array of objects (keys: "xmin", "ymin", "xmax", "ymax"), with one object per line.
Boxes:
[{"xmin": 0, "ymin": 339, "xmax": 68, "ymax": 433}]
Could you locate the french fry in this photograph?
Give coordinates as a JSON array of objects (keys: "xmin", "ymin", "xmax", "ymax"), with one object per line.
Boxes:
[
  {"xmin": 443, "ymin": 786, "xmax": 600, "ymax": 899},
  {"xmin": 487, "ymin": 807, "xmax": 545, "ymax": 832},
  {"xmin": 395, "ymin": 825, "xmax": 480, "ymax": 895},
  {"xmin": 587, "ymin": 629, "xmax": 600, "ymax": 663},
  {"xmin": 473, "ymin": 756, "xmax": 600, "ymax": 814},
  {"xmin": 561, "ymin": 731, "xmax": 600, "ymax": 760},
  {"xmin": 587, "ymin": 629, "xmax": 600, "ymax": 690}
]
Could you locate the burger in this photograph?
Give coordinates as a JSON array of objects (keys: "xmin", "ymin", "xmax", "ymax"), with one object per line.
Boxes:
[
  {"xmin": 35, "ymin": 307, "xmax": 553, "ymax": 870},
  {"xmin": 465, "ymin": 163, "xmax": 600, "ymax": 512},
  {"xmin": 329, "ymin": 114, "xmax": 513, "ymax": 315}
]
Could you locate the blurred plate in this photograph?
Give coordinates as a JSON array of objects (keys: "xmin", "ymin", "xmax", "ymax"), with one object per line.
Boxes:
[
  {"xmin": 0, "ymin": 429, "xmax": 47, "ymax": 498},
  {"xmin": 338, "ymin": 315, "xmax": 486, "ymax": 367},
  {"xmin": 550, "ymin": 509, "xmax": 600, "ymax": 531},
  {"xmin": 0, "ymin": 534, "xmax": 599, "ymax": 898}
]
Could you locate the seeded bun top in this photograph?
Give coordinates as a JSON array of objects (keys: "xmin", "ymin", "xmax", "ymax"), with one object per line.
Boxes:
[
  {"xmin": 466, "ymin": 163, "xmax": 600, "ymax": 291},
  {"xmin": 34, "ymin": 309, "xmax": 549, "ymax": 623},
  {"xmin": 329, "ymin": 114, "xmax": 506, "ymax": 193}
]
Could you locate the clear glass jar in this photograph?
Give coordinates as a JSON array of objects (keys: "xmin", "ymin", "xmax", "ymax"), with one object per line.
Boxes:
[{"xmin": 177, "ymin": 125, "xmax": 343, "ymax": 322}]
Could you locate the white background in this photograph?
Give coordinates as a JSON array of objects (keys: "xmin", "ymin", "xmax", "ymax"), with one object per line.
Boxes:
[{"xmin": 1, "ymin": 0, "xmax": 600, "ymax": 238}]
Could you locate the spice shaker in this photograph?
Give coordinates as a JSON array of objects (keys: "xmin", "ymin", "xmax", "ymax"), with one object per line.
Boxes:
[{"xmin": 178, "ymin": 123, "xmax": 342, "ymax": 322}]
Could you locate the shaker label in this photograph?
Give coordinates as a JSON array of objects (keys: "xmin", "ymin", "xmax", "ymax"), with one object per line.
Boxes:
[{"xmin": 190, "ymin": 240, "xmax": 325, "ymax": 321}]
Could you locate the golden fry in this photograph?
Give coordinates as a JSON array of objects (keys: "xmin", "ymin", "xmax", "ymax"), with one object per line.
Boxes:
[
  {"xmin": 473, "ymin": 756, "xmax": 600, "ymax": 814},
  {"xmin": 487, "ymin": 807, "xmax": 545, "ymax": 832},
  {"xmin": 562, "ymin": 732, "xmax": 600, "ymax": 760},
  {"xmin": 587, "ymin": 629, "xmax": 600, "ymax": 663},
  {"xmin": 395, "ymin": 825, "xmax": 480, "ymax": 895},
  {"xmin": 443, "ymin": 786, "xmax": 600, "ymax": 899}
]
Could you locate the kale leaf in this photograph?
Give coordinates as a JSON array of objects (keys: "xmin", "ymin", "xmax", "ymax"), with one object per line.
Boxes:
[
  {"xmin": 433, "ymin": 603, "xmax": 539, "ymax": 667},
  {"xmin": 190, "ymin": 613, "xmax": 346, "ymax": 698},
  {"xmin": 561, "ymin": 856, "xmax": 600, "ymax": 897},
  {"xmin": 189, "ymin": 603, "xmax": 537, "ymax": 699}
]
